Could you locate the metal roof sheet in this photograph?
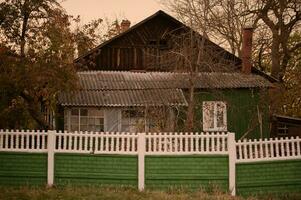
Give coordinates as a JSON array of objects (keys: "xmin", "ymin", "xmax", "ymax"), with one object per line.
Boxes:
[
  {"xmin": 58, "ymin": 89, "xmax": 188, "ymax": 107},
  {"xmin": 58, "ymin": 71, "xmax": 272, "ymax": 107},
  {"xmin": 78, "ymin": 71, "xmax": 272, "ymax": 90}
]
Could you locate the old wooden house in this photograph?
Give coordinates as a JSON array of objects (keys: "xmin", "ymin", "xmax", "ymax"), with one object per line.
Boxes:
[{"xmin": 58, "ymin": 10, "xmax": 273, "ymax": 139}]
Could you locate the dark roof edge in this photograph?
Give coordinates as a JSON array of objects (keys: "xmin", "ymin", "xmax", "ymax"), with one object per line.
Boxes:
[
  {"xmin": 252, "ymin": 67, "xmax": 279, "ymax": 83},
  {"xmin": 273, "ymin": 114, "xmax": 301, "ymax": 122}
]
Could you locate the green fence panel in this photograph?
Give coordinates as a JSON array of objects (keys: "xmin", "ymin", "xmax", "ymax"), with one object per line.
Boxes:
[
  {"xmin": 145, "ymin": 155, "xmax": 229, "ymax": 191},
  {"xmin": 237, "ymin": 160, "xmax": 301, "ymax": 195},
  {"xmin": 0, "ymin": 152, "xmax": 47, "ymax": 186},
  {"xmin": 55, "ymin": 154, "xmax": 138, "ymax": 186}
]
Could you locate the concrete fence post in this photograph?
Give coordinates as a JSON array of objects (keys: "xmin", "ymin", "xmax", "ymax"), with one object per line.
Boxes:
[
  {"xmin": 138, "ymin": 132, "xmax": 146, "ymax": 191},
  {"xmin": 47, "ymin": 130, "xmax": 56, "ymax": 186},
  {"xmin": 228, "ymin": 132, "xmax": 236, "ymax": 196}
]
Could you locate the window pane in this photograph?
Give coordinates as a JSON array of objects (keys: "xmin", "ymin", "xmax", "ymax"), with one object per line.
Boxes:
[
  {"xmin": 122, "ymin": 109, "xmax": 145, "ymax": 132},
  {"xmin": 89, "ymin": 118, "xmax": 95, "ymax": 125},
  {"xmin": 71, "ymin": 109, "xmax": 79, "ymax": 116},
  {"xmin": 80, "ymin": 117, "xmax": 88, "ymax": 125},
  {"xmin": 80, "ymin": 125, "xmax": 88, "ymax": 131},
  {"xmin": 89, "ymin": 109, "xmax": 104, "ymax": 117},
  {"xmin": 122, "ymin": 110, "xmax": 131, "ymax": 118},
  {"xmin": 80, "ymin": 109, "xmax": 88, "ymax": 116},
  {"xmin": 96, "ymin": 125, "xmax": 104, "ymax": 132},
  {"xmin": 122, "ymin": 109, "xmax": 144, "ymax": 118},
  {"xmin": 203, "ymin": 102, "xmax": 214, "ymax": 130},
  {"xmin": 94, "ymin": 118, "xmax": 104, "ymax": 125},
  {"xmin": 121, "ymin": 124, "xmax": 130, "ymax": 132},
  {"xmin": 71, "ymin": 125, "xmax": 79, "ymax": 132},
  {"xmin": 71, "ymin": 116, "xmax": 78, "ymax": 124},
  {"xmin": 216, "ymin": 102, "xmax": 226, "ymax": 128},
  {"xmin": 88, "ymin": 125, "xmax": 95, "ymax": 131}
]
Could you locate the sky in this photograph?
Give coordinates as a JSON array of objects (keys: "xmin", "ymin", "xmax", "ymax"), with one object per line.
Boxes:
[{"xmin": 61, "ymin": 0, "xmax": 166, "ymax": 25}]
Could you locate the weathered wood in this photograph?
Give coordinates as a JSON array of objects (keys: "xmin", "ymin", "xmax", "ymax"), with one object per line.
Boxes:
[{"xmin": 77, "ymin": 11, "xmax": 240, "ymax": 71}]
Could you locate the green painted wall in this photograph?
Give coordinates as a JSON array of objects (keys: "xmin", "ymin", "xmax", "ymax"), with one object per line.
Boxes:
[
  {"xmin": 178, "ymin": 88, "xmax": 270, "ymax": 140},
  {"xmin": 0, "ymin": 152, "xmax": 47, "ymax": 186},
  {"xmin": 237, "ymin": 160, "xmax": 301, "ymax": 195},
  {"xmin": 54, "ymin": 154, "xmax": 138, "ymax": 186},
  {"xmin": 145, "ymin": 155, "xmax": 228, "ymax": 191}
]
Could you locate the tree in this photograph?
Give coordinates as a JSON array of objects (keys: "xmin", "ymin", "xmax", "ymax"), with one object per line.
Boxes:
[
  {"xmin": 163, "ymin": 0, "xmax": 252, "ymax": 57},
  {"xmin": 273, "ymin": 32, "xmax": 301, "ymax": 117},
  {"xmin": 0, "ymin": 0, "xmax": 77, "ymax": 129},
  {"xmin": 164, "ymin": 0, "xmax": 301, "ymax": 81},
  {"xmin": 73, "ymin": 16, "xmax": 103, "ymax": 56},
  {"xmin": 246, "ymin": 0, "xmax": 301, "ymax": 80}
]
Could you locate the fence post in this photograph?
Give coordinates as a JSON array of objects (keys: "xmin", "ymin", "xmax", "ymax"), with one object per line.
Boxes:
[
  {"xmin": 47, "ymin": 130, "xmax": 56, "ymax": 187},
  {"xmin": 228, "ymin": 132, "xmax": 236, "ymax": 196},
  {"xmin": 138, "ymin": 132, "xmax": 146, "ymax": 191}
]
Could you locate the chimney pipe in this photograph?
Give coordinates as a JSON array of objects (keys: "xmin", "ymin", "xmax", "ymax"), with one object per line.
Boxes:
[
  {"xmin": 121, "ymin": 19, "xmax": 131, "ymax": 32},
  {"xmin": 242, "ymin": 26, "xmax": 253, "ymax": 74}
]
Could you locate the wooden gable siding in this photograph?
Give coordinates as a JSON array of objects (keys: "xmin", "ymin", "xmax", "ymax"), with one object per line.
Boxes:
[
  {"xmin": 77, "ymin": 15, "xmax": 181, "ymax": 71},
  {"xmin": 75, "ymin": 11, "xmax": 241, "ymax": 72}
]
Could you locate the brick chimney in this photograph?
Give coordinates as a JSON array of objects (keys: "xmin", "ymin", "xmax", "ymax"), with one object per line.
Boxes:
[
  {"xmin": 121, "ymin": 19, "xmax": 131, "ymax": 32},
  {"xmin": 242, "ymin": 26, "xmax": 254, "ymax": 74}
]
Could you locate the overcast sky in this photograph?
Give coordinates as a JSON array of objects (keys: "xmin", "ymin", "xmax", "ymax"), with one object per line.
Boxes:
[{"xmin": 61, "ymin": 0, "xmax": 167, "ymax": 25}]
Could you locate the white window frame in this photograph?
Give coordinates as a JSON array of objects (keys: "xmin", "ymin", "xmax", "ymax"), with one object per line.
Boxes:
[
  {"xmin": 203, "ymin": 101, "xmax": 227, "ymax": 131},
  {"xmin": 67, "ymin": 108, "xmax": 105, "ymax": 132}
]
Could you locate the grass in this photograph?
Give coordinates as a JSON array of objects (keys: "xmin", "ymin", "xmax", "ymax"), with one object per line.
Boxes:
[{"xmin": 0, "ymin": 186, "xmax": 300, "ymax": 200}]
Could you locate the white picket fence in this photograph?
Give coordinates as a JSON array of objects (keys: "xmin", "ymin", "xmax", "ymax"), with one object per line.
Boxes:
[
  {"xmin": 236, "ymin": 137, "xmax": 301, "ymax": 163},
  {"xmin": 0, "ymin": 130, "xmax": 229, "ymax": 155},
  {"xmin": 0, "ymin": 129, "xmax": 301, "ymax": 196},
  {"xmin": 0, "ymin": 130, "xmax": 48, "ymax": 153}
]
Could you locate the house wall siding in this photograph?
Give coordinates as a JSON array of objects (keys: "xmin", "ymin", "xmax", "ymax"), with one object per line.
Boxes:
[
  {"xmin": 145, "ymin": 155, "xmax": 229, "ymax": 190},
  {"xmin": 187, "ymin": 88, "xmax": 269, "ymax": 140},
  {"xmin": 60, "ymin": 89, "xmax": 269, "ymax": 140},
  {"xmin": 236, "ymin": 160, "xmax": 301, "ymax": 195},
  {"xmin": 54, "ymin": 154, "xmax": 138, "ymax": 186},
  {"xmin": 0, "ymin": 152, "xmax": 47, "ymax": 186}
]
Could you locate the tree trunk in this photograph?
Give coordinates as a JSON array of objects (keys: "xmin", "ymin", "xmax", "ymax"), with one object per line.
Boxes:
[
  {"xmin": 20, "ymin": 92, "xmax": 51, "ymax": 129},
  {"xmin": 20, "ymin": 0, "xmax": 30, "ymax": 57},
  {"xmin": 270, "ymin": 34, "xmax": 281, "ymax": 79},
  {"xmin": 185, "ymin": 80, "xmax": 195, "ymax": 131}
]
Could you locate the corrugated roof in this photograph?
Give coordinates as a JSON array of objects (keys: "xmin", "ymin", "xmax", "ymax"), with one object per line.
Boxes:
[
  {"xmin": 58, "ymin": 89, "xmax": 187, "ymax": 107},
  {"xmin": 58, "ymin": 71, "xmax": 272, "ymax": 107},
  {"xmin": 78, "ymin": 71, "xmax": 272, "ymax": 90}
]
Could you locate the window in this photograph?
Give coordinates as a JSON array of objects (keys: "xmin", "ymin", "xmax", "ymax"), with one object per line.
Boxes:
[
  {"xmin": 277, "ymin": 123, "xmax": 288, "ymax": 136},
  {"xmin": 148, "ymin": 39, "xmax": 169, "ymax": 49},
  {"xmin": 121, "ymin": 109, "xmax": 145, "ymax": 132},
  {"xmin": 203, "ymin": 101, "xmax": 227, "ymax": 131},
  {"xmin": 69, "ymin": 108, "xmax": 104, "ymax": 132}
]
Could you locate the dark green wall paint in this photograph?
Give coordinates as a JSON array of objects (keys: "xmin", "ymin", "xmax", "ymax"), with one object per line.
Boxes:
[
  {"xmin": 0, "ymin": 152, "xmax": 47, "ymax": 186},
  {"xmin": 237, "ymin": 160, "xmax": 301, "ymax": 195},
  {"xmin": 145, "ymin": 155, "xmax": 229, "ymax": 191},
  {"xmin": 178, "ymin": 88, "xmax": 270, "ymax": 140},
  {"xmin": 54, "ymin": 154, "xmax": 138, "ymax": 186}
]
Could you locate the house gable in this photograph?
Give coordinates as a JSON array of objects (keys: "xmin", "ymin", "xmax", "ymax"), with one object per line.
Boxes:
[{"xmin": 75, "ymin": 10, "xmax": 241, "ymax": 72}]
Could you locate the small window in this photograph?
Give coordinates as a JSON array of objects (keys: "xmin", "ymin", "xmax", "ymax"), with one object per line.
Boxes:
[
  {"xmin": 277, "ymin": 123, "xmax": 288, "ymax": 136},
  {"xmin": 71, "ymin": 109, "xmax": 79, "ymax": 116},
  {"xmin": 159, "ymin": 39, "xmax": 167, "ymax": 46},
  {"xmin": 149, "ymin": 40, "xmax": 157, "ymax": 45},
  {"xmin": 68, "ymin": 108, "xmax": 104, "ymax": 132},
  {"xmin": 203, "ymin": 101, "xmax": 227, "ymax": 131},
  {"xmin": 121, "ymin": 109, "xmax": 145, "ymax": 132}
]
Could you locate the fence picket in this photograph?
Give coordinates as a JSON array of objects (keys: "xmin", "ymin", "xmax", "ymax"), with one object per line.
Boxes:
[{"xmin": 0, "ymin": 130, "xmax": 299, "ymax": 160}]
